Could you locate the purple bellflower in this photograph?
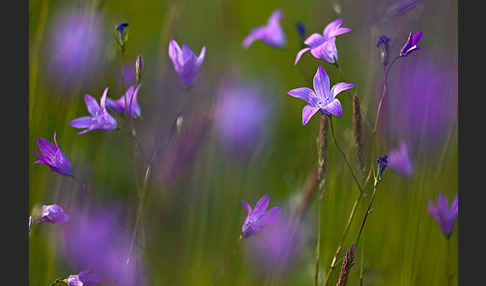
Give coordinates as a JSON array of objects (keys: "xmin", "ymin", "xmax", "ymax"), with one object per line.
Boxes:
[
  {"xmin": 294, "ymin": 18, "xmax": 351, "ymax": 65},
  {"xmin": 288, "ymin": 66, "xmax": 354, "ymax": 125},
  {"xmin": 106, "ymin": 84, "xmax": 141, "ymax": 118},
  {"xmin": 41, "ymin": 204, "xmax": 69, "ymax": 224},
  {"xmin": 428, "ymin": 193, "xmax": 458, "ymax": 238},
  {"xmin": 387, "ymin": 141, "xmax": 413, "ymax": 177},
  {"xmin": 241, "ymin": 194, "xmax": 280, "ymax": 238},
  {"xmin": 70, "ymin": 88, "xmax": 117, "ymax": 135},
  {"xmin": 168, "ymin": 40, "xmax": 206, "ymax": 87},
  {"xmin": 34, "ymin": 132, "xmax": 73, "ymax": 176},
  {"xmin": 66, "ymin": 270, "xmax": 102, "ymax": 286},
  {"xmin": 400, "ymin": 32, "xmax": 422, "ymax": 57},
  {"xmin": 242, "ymin": 10, "xmax": 286, "ymax": 49}
]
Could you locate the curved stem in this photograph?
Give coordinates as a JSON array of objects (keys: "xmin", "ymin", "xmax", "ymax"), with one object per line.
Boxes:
[
  {"xmin": 373, "ymin": 56, "xmax": 400, "ymax": 133},
  {"xmin": 355, "ymin": 177, "xmax": 380, "ymax": 247},
  {"xmin": 328, "ymin": 116, "xmax": 363, "ymax": 193}
]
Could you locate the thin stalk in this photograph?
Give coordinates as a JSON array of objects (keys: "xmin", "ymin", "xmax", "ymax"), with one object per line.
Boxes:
[
  {"xmin": 328, "ymin": 116, "xmax": 363, "ymax": 193},
  {"xmin": 50, "ymin": 279, "xmax": 67, "ymax": 286},
  {"xmin": 314, "ymin": 199, "xmax": 322, "ymax": 286},
  {"xmin": 355, "ymin": 176, "xmax": 381, "ymax": 247},
  {"xmin": 359, "ymin": 238, "xmax": 365, "ymax": 286},
  {"xmin": 373, "ymin": 56, "xmax": 400, "ymax": 133},
  {"xmin": 323, "ymin": 191, "xmax": 364, "ymax": 286}
]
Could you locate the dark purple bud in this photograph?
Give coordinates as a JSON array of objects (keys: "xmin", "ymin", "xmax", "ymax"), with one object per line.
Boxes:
[
  {"xmin": 296, "ymin": 21, "xmax": 307, "ymax": 43},
  {"xmin": 115, "ymin": 22, "xmax": 129, "ymax": 46},
  {"xmin": 377, "ymin": 35, "xmax": 391, "ymax": 66},
  {"xmin": 400, "ymin": 32, "xmax": 422, "ymax": 57},
  {"xmin": 377, "ymin": 155, "xmax": 388, "ymax": 180}
]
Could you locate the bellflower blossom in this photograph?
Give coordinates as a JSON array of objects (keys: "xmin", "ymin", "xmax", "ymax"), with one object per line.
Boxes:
[
  {"xmin": 115, "ymin": 22, "xmax": 129, "ymax": 46},
  {"xmin": 241, "ymin": 194, "xmax": 280, "ymax": 238},
  {"xmin": 63, "ymin": 206, "xmax": 141, "ymax": 286},
  {"xmin": 70, "ymin": 88, "xmax": 117, "ymax": 135},
  {"xmin": 40, "ymin": 204, "xmax": 69, "ymax": 224},
  {"xmin": 243, "ymin": 10, "xmax": 286, "ymax": 49},
  {"xmin": 106, "ymin": 84, "xmax": 142, "ymax": 118},
  {"xmin": 34, "ymin": 132, "xmax": 73, "ymax": 176},
  {"xmin": 168, "ymin": 40, "xmax": 206, "ymax": 87},
  {"xmin": 428, "ymin": 193, "xmax": 458, "ymax": 238},
  {"xmin": 294, "ymin": 18, "xmax": 351, "ymax": 65},
  {"xmin": 288, "ymin": 66, "xmax": 355, "ymax": 125},
  {"xmin": 387, "ymin": 141, "xmax": 413, "ymax": 177},
  {"xmin": 65, "ymin": 270, "xmax": 102, "ymax": 286},
  {"xmin": 400, "ymin": 32, "xmax": 422, "ymax": 57}
]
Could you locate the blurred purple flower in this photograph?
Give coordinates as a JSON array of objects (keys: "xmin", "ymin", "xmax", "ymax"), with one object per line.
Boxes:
[
  {"xmin": 245, "ymin": 217, "xmax": 305, "ymax": 274},
  {"xmin": 215, "ymin": 82, "xmax": 268, "ymax": 154},
  {"xmin": 168, "ymin": 40, "xmax": 206, "ymax": 87},
  {"xmin": 400, "ymin": 32, "xmax": 422, "ymax": 57},
  {"xmin": 41, "ymin": 204, "xmax": 69, "ymax": 224},
  {"xmin": 428, "ymin": 193, "xmax": 458, "ymax": 238},
  {"xmin": 387, "ymin": 141, "xmax": 413, "ymax": 177},
  {"xmin": 385, "ymin": 0, "xmax": 423, "ymax": 17},
  {"xmin": 120, "ymin": 64, "xmax": 137, "ymax": 87},
  {"xmin": 376, "ymin": 155, "xmax": 388, "ymax": 181},
  {"xmin": 46, "ymin": 8, "xmax": 103, "ymax": 85},
  {"xmin": 288, "ymin": 66, "xmax": 354, "ymax": 125},
  {"xmin": 106, "ymin": 84, "xmax": 142, "ymax": 118},
  {"xmin": 70, "ymin": 88, "xmax": 117, "ymax": 135},
  {"xmin": 243, "ymin": 10, "xmax": 286, "ymax": 48},
  {"xmin": 294, "ymin": 18, "xmax": 351, "ymax": 65},
  {"xmin": 241, "ymin": 194, "xmax": 280, "ymax": 238},
  {"xmin": 34, "ymin": 132, "xmax": 73, "ymax": 176},
  {"xmin": 66, "ymin": 270, "xmax": 102, "ymax": 286},
  {"xmin": 63, "ymin": 205, "xmax": 142, "ymax": 286},
  {"xmin": 382, "ymin": 56, "xmax": 457, "ymax": 147}
]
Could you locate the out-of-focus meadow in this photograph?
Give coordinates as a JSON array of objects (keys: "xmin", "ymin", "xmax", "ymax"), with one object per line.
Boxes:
[{"xmin": 29, "ymin": 0, "xmax": 457, "ymax": 285}]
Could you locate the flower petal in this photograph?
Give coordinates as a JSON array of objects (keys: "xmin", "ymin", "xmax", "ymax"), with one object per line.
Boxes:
[
  {"xmin": 437, "ymin": 193, "xmax": 449, "ymax": 214},
  {"xmin": 288, "ymin": 87, "xmax": 316, "ymax": 104},
  {"xmin": 302, "ymin": 105, "xmax": 319, "ymax": 125},
  {"xmin": 428, "ymin": 200, "xmax": 439, "ymax": 221},
  {"xmin": 311, "ymin": 38, "xmax": 337, "ymax": 63},
  {"xmin": 196, "ymin": 46, "xmax": 206, "ymax": 67},
  {"xmin": 261, "ymin": 206, "xmax": 280, "ymax": 226},
  {"xmin": 70, "ymin": 116, "xmax": 93, "ymax": 129},
  {"xmin": 37, "ymin": 137, "xmax": 57, "ymax": 157},
  {"xmin": 322, "ymin": 99, "xmax": 343, "ymax": 116},
  {"xmin": 304, "ymin": 33, "xmax": 325, "ymax": 47},
  {"xmin": 452, "ymin": 195, "xmax": 458, "ymax": 215},
  {"xmin": 100, "ymin": 88, "xmax": 109, "ymax": 109},
  {"xmin": 294, "ymin": 47, "xmax": 311, "ymax": 65},
  {"xmin": 313, "ymin": 66, "xmax": 330, "ymax": 99},
  {"xmin": 241, "ymin": 201, "xmax": 252, "ymax": 214},
  {"xmin": 254, "ymin": 194, "xmax": 270, "ymax": 214},
  {"xmin": 242, "ymin": 27, "xmax": 266, "ymax": 48},
  {"xmin": 84, "ymin": 94, "xmax": 100, "ymax": 116},
  {"xmin": 168, "ymin": 40, "xmax": 182, "ymax": 65},
  {"xmin": 412, "ymin": 32, "xmax": 422, "ymax": 45},
  {"xmin": 331, "ymin": 82, "xmax": 355, "ymax": 98}
]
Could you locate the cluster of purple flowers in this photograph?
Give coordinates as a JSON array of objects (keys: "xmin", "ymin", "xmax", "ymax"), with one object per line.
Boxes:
[{"xmin": 31, "ymin": 5, "xmax": 457, "ymax": 285}]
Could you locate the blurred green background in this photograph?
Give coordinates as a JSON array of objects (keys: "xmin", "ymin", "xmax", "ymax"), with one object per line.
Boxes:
[{"xmin": 29, "ymin": 0, "xmax": 457, "ymax": 285}]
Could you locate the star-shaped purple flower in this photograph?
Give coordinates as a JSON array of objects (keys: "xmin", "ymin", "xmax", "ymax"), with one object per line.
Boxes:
[
  {"xmin": 241, "ymin": 194, "xmax": 280, "ymax": 238},
  {"xmin": 106, "ymin": 84, "xmax": 141, "ymax": 118},
  {"xmin": 294, "ymin": 18, "xmax": 351, "ymax": 65},
  {"xmin": 168, "ymin": 40, "xmax": 206, "ymax": 87},
  {"xmin": 387, "ymin": 141, "xmax": 413, "ymax": 177},
  {"xmin": 242, "ymin": 9, "xmax": 286, "ymax": 49},
  {"xmin": 41, "ymin": 204, "xmax": 69, "ymax": 224},
  {"xmin": 70, "ymin": 88, "xmax": 117, "ymax": 135},
  {"xmin": 400, "ymin": 32, "xmax": 422, "ymax": 57},
  {"xmin": 34, "ymin": 132, "xmax": 73, "ymax": 176},
  {"xmin": 428, "ymin": 193, "xmax": 458, "ymax": 238},
  {"xmin": 66, "ymin": 270, "xmax": 102, "ymax": 286},
  {"xmin": 288, "ymin": 66, "xmax": 355, "ymax": 125}
]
